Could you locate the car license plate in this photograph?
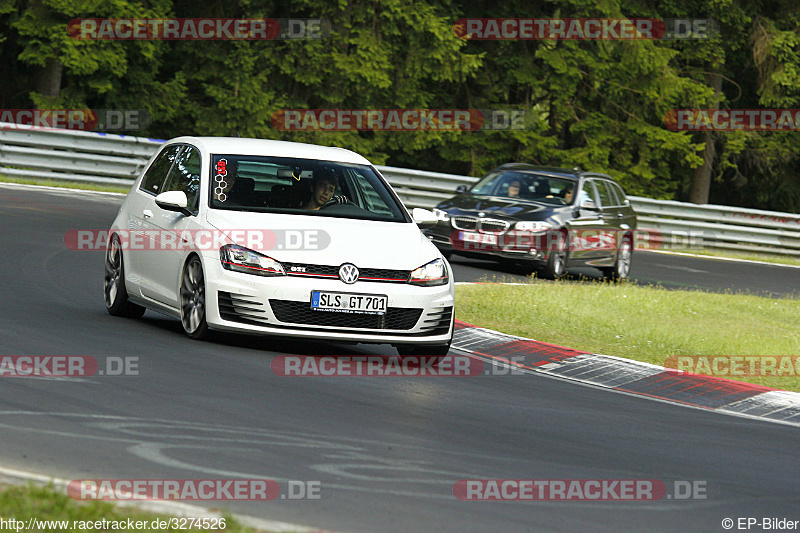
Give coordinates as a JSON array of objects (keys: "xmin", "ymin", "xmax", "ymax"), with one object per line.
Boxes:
[
  {"xmin": 311, "ymin": 291, "xmax": 387, "ymax": 315},
  {"xmin": 459, "ymin": 231, "xmax": 498, "ymax": 245}
]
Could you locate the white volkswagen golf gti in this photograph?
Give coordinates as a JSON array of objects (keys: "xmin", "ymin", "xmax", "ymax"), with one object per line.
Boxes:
[{"xmin": 104, "ymin": 137, "xmax": 454, "ymax": 357}]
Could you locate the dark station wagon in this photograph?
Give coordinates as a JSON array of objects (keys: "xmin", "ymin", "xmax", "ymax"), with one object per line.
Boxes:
[{"xmin": 424, "ymin": 164, "xmax": 638, "ymax": 280}]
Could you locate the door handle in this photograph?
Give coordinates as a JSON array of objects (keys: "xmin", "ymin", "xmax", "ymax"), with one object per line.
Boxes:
[{"xmin": 142, "ymin": 210, "xmax": 153, "ymax": 219}]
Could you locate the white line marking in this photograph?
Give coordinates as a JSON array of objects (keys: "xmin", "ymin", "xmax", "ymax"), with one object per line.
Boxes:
[{"xmin": 638, "ymin": 249, "xmax": 800, "ymax": 269}]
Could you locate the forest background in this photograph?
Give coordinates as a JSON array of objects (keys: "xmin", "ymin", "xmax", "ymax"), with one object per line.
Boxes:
[{"xmin": 1, "ymin": 0, "xmax": 799, "ymax": 211}]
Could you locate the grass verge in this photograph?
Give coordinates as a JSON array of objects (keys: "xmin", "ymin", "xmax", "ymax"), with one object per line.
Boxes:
[
  {"xmin": 0, "ymin": 483, "xmax": 269, "ymax": 532},
  {"xmin": 456, "ymin": 281, "xmax": 800, "ymax": 392},
  {"xmin": 0, "ymin": 175, "xmax": 131, "ymax": 194}
]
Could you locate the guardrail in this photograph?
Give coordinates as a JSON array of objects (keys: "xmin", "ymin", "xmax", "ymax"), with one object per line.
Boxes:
[
  {"xmin": 2, "ymin": 123, "xmax": 799, "ymax": 257},
  {"xmin": 0, "ymin": 124, "xmax": 161, "ymax": 186}
]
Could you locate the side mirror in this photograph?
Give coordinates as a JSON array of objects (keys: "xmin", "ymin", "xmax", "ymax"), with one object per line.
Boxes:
[
  {"xmin": 155, "ymin": 190, "xmax": 192, "ymax": 216},
  {"xmin": 455, "ymin": 185, "xmax": 468, "ymax": 193},
  {"xmin": 411, "ymin": 207, "xmax": 438, "ymax": 229}
]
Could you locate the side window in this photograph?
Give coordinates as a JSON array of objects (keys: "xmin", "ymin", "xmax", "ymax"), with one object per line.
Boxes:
[
  {"xmin": 594, "ymin": 179, "xmax": 613, "ymax": 208},
  {"xmin": 347, "ymin": 168, "xmax": 393, "ymax": 215},
  {"xmin": 140, "ymin": 145, "xmax": 182, "ymax": 195},
  {"xmin": 578, "ymin": 180, "xmax": 599, "ymax": 205},
  {"xmin": 610, "ymin": 182, "xmax": 629, "ymax": 205},
  {"xmin": 598, "ymin": 181, "xmax": 620, "ymax": 207},
  {"xmin": 162, "ymin": 146, "xmax": 202, "ymax": 211}
]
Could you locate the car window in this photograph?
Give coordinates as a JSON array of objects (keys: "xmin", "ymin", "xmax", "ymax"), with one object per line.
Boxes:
[
  {"xmin": 346, "ymin": 167, "xmax": 395, "ymax": 217},
  {"xmin": 577, "ymin": 180, "xmax": 599, "ymax": 205},
  {"xmin": 140, "ymin": 145, "xmax": 183, "ymax": 195},
  {"xmin": 162, "ymin": 145, "xmax": 201, "ymax": 211},
  {"xmin": 471, "ymin": 170, "xmax": 576, "ymax": 204},
  {"xmin": 609, "ymin": 181, "xmax": 629, "ymax": 205},
  {"xmin": 469, "ymin": 171, "xmax": 506, "ymax": 195},
  {"xmin": 208, "ymin": 154, "xmax": 408, "ymax": 222},
  {"xmin": 593, "ymin": 179, "xmax": 614, "ymax": 208},
  {"xmin": 597, "ymin": 180, "xmax": 620, "ymax": 207}
]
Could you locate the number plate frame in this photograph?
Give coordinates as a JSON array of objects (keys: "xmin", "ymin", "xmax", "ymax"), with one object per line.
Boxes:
[{"xmin": 310, "ymin": 291, "xmax": 388, "ymax": 315}]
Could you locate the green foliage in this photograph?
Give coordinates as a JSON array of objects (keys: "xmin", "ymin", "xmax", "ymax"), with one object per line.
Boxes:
[{"xmin": 2, "ymin": 0, "xmax": 800, "ymax": 211}]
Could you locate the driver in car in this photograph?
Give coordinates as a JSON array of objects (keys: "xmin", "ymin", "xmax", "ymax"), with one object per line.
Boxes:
[{"xmin": 305, "ymin": 170, "xmax": 349, "ymax": 210}]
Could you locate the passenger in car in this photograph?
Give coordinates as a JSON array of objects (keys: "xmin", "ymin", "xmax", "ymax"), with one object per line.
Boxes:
[
  {"xmin": 563, "ymin": 184, "xmax": 574, "ymax": 204},
  {"xmin": 507, "ymin": 180, "xmax": 521, "ymax": 198}
]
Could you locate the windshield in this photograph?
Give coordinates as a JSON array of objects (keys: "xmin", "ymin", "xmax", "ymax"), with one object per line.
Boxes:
[
  {"xmin": 209, "ymin": 155, "xmax": 408, "ymax": 221},
  {"xmin": 470, "ymin": 170, "xmax": 577, "ymax": 205}
]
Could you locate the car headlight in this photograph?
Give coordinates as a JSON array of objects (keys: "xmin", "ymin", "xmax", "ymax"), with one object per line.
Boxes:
[
  {"xmin": 515, "ymin": 221, "xmax": 552, "ymax": 231},
  {"xmin": 432, "ymin": 208, "xmax": 450, "ymax": 221},
  {"xmin": 409, "ymin": 258, "xmax": 448, "ymax": 286},
  {"xmin": 220, "ymin": 244, "xmax": 285, "ymax": 277}
]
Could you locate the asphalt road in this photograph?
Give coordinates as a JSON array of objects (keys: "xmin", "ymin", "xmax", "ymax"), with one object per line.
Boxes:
[
  {"xmin": 448, "ymin": 252, "xmax": 799, "ymax": 298},
  {"xmin": 0, "ymin": 184, "xmax": 797, "ymax": 533}
]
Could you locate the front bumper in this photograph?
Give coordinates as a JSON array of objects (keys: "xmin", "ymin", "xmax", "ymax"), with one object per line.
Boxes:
[
  {"xmin": 202, "ymin": 253, "xmax": 454, "ymax": 344},
  {"xmin": 425, "ymin": 222, "xmax": 554, "ymax": 263}
]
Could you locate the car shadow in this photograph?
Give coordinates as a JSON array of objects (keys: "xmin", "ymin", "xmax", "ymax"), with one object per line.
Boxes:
[{"xmin": 137, "ymin": 313, "xmax": 397, "ymax": 356}]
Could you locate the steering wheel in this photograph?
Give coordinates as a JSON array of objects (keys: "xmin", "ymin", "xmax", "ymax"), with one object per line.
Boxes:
[{"xmin": 320, "ymin": 196, "xmax": 356, "ymax": 209}]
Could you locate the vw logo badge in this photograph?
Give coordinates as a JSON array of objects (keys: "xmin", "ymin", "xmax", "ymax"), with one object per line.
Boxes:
[{"xmin": 339, "ymin": 263, "xmax": 359, "ymax": 284}]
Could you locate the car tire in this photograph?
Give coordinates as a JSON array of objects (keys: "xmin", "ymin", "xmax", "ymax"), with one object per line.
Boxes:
[
  {"xmin": 540, "ymin": 231, "xmax": 568, "ymax": 280},
  {"xmin": 395, "ymin": 339, "xmax": 452, "ymax": 367},
  {"xmin": 180, "ymin": 256, "xmax": 210, "ymax": 340},
  {"xmin": 104, "ymin": 235, "xmax": 146, "ymax": 318},
  {"xmin": 602, "ymin": 239, "xmax": 632, "ymax": 282}
]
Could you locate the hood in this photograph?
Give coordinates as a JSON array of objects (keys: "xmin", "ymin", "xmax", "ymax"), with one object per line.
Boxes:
[
  {"xmin": 204, "ymin": 209, "xmax": 440, "ymax": 270},
  {"xmin": 438, "ymin": 194, "xmax": 558, "ymax": 219}
]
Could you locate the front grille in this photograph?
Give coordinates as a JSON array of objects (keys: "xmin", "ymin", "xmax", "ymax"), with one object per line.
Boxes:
[
  {"xmin": 269, "ymin": 300, "xmax": 422, "ymax": 330},
  {"xmin": 451, "ymin": 216, "xmax": 510, "ymax": 232},
  {"xmin": 418, "ymin": 306, "xmax": 453, "ymax": 335},
  {"xmin": 480, "ymin": 218, "xmax": 511, "ymax": 232},
  {"xmin": 282, "ymin": 262, "xmax": 409, "ymax": 283},
  {"xmin": 283, "ymin": 263, "xmax": 339, "ymax": 277},
  {"xmin": 359, "ymin": 267, "xmax": 409, "ymax": 282},
  {"xmin": 218, "ymin": 292, "xmax": 268, "ymax": 325},
  {"xmin": 452, "ymin": 216, "xmax": 478, "ymax": 230}
]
